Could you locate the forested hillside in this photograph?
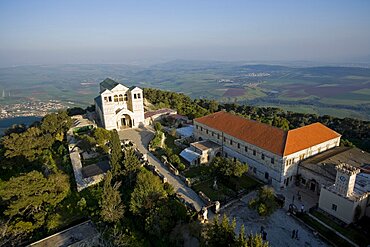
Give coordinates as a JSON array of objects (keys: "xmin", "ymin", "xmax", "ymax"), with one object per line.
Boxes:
[{"xmin": 0, "ymin": 110, "xmax": 264, "ymax": 246}]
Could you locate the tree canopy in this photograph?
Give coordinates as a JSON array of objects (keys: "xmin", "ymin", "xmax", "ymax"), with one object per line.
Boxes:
[
  {"xmin": 248, "ymin": 186, "xmax": 278, "ymax": 216},
  {"xmin": 202, "ymin": 214, "xmax": 268, "ymax": 247},
  {"xmin": 2, "ymin": 111, "xmax": 72, "ymax": 162},
  {"xmin": 129, "ymin": 169, "xmax": 167, "ymax": 215},
  {"xmin": 40, "ymin": 111, "xmax": 72, "ymax": 141},
  {"xmin": 92, "ymin": 127, "xmax": 111, "ymax": 153},
  {"xmin": 0, "ymin": 171, "xmax": 70, "ymax": 240},
  {"xmin": 110, "ymin": 130, "xmax": 123, "ymax": 177},
  {"xmin": 210, "ymin": 157, "xmax": 248, "ymax": 178},
  {"xmin": 100, "ymin": 171, "xmax": 124, "ymax": 223},
  {"xmin": 2, "ymin": 127, "xmax": 54, "ymax": 161}
]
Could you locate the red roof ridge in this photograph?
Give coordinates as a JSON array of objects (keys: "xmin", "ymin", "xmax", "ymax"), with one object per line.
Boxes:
[
  {"xmin": 283, "ymin": 122, "xmax": 341, "ymax": 156},
  {"xmin": 195, "ymin": 111, "xmax": 341, "ymax": 157},
  {"xmin": 195, "ymin": 111, "xmax": 287, "ymax": 155}
]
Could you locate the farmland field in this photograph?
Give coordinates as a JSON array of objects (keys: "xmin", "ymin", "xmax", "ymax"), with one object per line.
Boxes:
[{"xmin": 0, "ymin": 61, "xmax": 369, "ymax": 119}]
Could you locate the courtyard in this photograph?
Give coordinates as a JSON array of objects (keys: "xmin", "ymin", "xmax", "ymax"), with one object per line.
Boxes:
[{"xmin": 223, "ymin": 192, "xmax": 329, "ymax": 247}]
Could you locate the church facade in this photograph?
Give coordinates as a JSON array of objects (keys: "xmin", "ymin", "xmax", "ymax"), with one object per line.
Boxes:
[{"xmin": 94, "ymin": 78, "xmax": 145, "ymax": 130}]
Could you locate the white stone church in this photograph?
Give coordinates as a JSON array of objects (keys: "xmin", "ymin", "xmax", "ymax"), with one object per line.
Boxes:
[{"xmin": 94, "ymin": 78, "xmax": 145, "ymax": 130}]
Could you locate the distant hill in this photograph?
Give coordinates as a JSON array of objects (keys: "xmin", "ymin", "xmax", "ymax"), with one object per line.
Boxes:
[{"xmin": 0, "ymin": 61, "xmax": 369, "ymax": 120}]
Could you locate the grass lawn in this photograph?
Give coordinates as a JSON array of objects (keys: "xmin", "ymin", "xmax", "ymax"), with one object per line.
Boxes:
[
  {"xmin": 81, "ymin": 155, "xmax": 108, "ymax": 167},
  {"xmin": 192, "ymin": 179, "xmax": 236, "ymax": 202},
  {"xmin": 223, "ymin": 174, "xmax": 262, "ymax": 192},
  {"xmin": 311, "ymin": 210, "xmax": 370, "ymax": 246},
  {"xmin": 164, "ymin": 134, "xmax": 182, "ymax": 155},
  {"xmin": 185, "ymin": 165, "xmax": 261, "ymax": 202},
  {"xmin": 183, "ymin": 165, "xmax": 211, "ymax": 178},
  {"xmin": 297, "ymin": 213, "xmax": 353, "ymax": 247}
]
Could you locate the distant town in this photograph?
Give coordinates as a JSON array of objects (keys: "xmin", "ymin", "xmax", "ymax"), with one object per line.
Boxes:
[{"xmin": 0, "ymin": 100, "xmax": 71, "ymax": 119}]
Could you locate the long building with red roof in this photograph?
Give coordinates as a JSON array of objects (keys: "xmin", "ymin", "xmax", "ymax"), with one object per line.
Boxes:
[{"xmin": 193, "ymin": 111, "xmax": 341, "ymax": 188}]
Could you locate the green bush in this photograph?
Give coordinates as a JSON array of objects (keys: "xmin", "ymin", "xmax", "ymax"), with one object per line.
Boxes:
[
  {"xmin": 149, "ymin": 131, "xmax": 163, "ymax": 149},
  {"xmin": 258, "ymin": 203, "xmax": 267, "ymax": 216},
  {"xmin": 154, "ymin": 122, "xmax": 163, "ymax": 132},
  {"xmin": 248, "ymin": 198, "xmax": 257, "ymax": 209},
  {"xmin": 178, "ymin": 163, "xmax": 186, "ymax": 171},
  {"xmin": 46, "ymin": 213, "xmax": 63, "ymax": 231},
  {"xmin": 249, "ymin": 186, "xmax": 278, "ymax": 216}
]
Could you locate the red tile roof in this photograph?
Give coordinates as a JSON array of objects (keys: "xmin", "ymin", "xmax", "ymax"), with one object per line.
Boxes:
[
  {"xmin": 195, "ymin": 112, "xmax": 287, "ymax": 155},
  {"xmin": 194, "ymin": 111, "xmax": 341, "ymax": 156},
  {"xmin": 284, "ymin": 123, "xmax": 341, "ymax": 156}
]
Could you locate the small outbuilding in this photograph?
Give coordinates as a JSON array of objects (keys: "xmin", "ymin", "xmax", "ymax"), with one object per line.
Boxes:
[
  {"xmin": 176, "ymin": 125, "xmax": 194, "ymax": 138},
  {"xmin": 180, "ymin": 140, "xmax": 221, "ymax": 165}
]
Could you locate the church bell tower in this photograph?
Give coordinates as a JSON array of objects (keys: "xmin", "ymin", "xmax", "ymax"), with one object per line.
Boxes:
[{"xmin": 334, "ymin": 164, "xmax": 360, "ymax": 197}]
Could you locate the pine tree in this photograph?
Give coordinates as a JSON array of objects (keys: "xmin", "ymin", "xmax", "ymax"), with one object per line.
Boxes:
[
  {"xmin": 110, "ymin": 130, "xmax": 123, "ymax": 177},
  {"xmin": 236, "ymin": 225, "xmax": 247, "ymax": 246},
  {"xmin": 129, "ymin": 169, "xmax": 167, "ymax": 215},
  {"xmin": 0, "ymin": 171, "xmax": 69, "ymax": 240},
  {"xmin": 122, "ymin": 148, "xmax": 141, "ymax": 186},
  {"xmin": 202, "ymin": 215, "xmax": 269, "ymax": 247},
  {"xmin": 100, "ymin": 171, "xmax": 124, "ymax": 223}
]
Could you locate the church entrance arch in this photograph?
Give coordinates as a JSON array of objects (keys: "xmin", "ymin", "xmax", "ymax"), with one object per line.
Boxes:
[
  {"xmin": 119, "ymin": 114, "xmax": 132, "ymax": 128},
  {"xmin": 116, "ymin": 109, "xmax": 134, "ymax": 129}
]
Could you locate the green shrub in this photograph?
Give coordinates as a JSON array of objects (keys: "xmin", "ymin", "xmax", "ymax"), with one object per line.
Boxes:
[
  {"xmin": 249, "ymin": 186, "xmax": 277, "ymax": 216},
  {"xmin": 154, "ymin": 122, "xmax": 163, "ymax": 132},
  {"xmin": 178, "ymin": 163, "xmax": 186, "ymax": 171},
  {"xmin": 258, "ymin": 203, "xmax": 267, "ymax": 216},
  {"xmin": 46, "ymin": 213, "xmax": 63, "ymax": 231},
  {"xmin": 248, "ymin": 198, "xmax": 257, "ymax": 209}
]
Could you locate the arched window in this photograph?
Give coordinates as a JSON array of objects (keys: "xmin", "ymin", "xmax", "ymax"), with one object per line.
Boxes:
[
  {"xmin": 124, "ymin": 93, "xmax": 128, "ymax": 101},
  {"xmin": 118, "ymin": 94, "xmax": 123, "ymax": 101},
  {"xmin": 114, "ymin": 95, "xmax": 118, "ymax": 102}
]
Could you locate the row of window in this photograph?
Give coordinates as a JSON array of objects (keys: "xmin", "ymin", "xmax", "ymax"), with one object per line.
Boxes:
[
  {"xmin": 104, "ymin": 93, "xmax": 141, "ymax": 103},
  {"xmin": 285, "ymin": 142, "xmax": 336, "ymax": 166},
  {"xmin": 196, "ymin": 125, "xmax": 275, "ymax": 164},
  {"xmin": 224, "ymin": 151, "xmax": 272, "ymax": 183},
  {"xmin": 104, "ymin": 93, "xmax": 128, "ymax": 103},
  {"xmin": 249, "ymin": 165, "xmax": 269, "ymax": 180}
]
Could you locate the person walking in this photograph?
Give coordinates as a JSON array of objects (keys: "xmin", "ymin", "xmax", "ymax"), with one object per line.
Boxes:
[
  {"xmin": 262, "ymin": 231, "xmax": 267, "ymax": 241},
  {"xmin": 291, "ymin": 230, "xmax": 295, "ymax": 239},
  {"xmin": 295, "ymin": 229, "xmax": 299, "ymax": 239}
]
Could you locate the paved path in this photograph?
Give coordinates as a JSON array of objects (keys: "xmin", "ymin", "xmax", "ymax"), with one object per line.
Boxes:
[
  {"xmin": 223, "ymin": 192, "xmax": 329, "ymax": 247},
  {"xmin": 280, "ymin": 185, "xmax": 319, "ymax": 211},
  {"xmin": 118, "ymin": 127, "xmax": 207, "ymax": 213}
]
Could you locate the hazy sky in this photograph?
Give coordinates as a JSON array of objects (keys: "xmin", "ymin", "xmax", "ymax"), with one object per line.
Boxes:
[{"xmin": 0, "ymin": 0, "xmax": 370, "ymax": 66}]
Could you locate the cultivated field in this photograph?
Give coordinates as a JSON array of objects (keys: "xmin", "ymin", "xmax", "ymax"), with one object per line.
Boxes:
[{"xmin": 1, "ymin": 61, "xmax": 369, "ymax": 119}]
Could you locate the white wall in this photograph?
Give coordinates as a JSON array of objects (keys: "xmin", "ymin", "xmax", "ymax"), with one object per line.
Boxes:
[
  {"xmin": 283, "ymin": 137, "xmax": 341, "ymax": 178},
  {"xmin": 194, "ymin": 121, "xmax": 285, "ymax": 189},
  {"xmin": 319, "ymin": 187, "xmax": 368, "ymax": 224},
  {"xmin": 97, "ymin": 86, "xmax": 145, "ymax": 130},
  {"xmin": 194, "ymin": 120, "xmax": 341, "ymax": 190}
]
